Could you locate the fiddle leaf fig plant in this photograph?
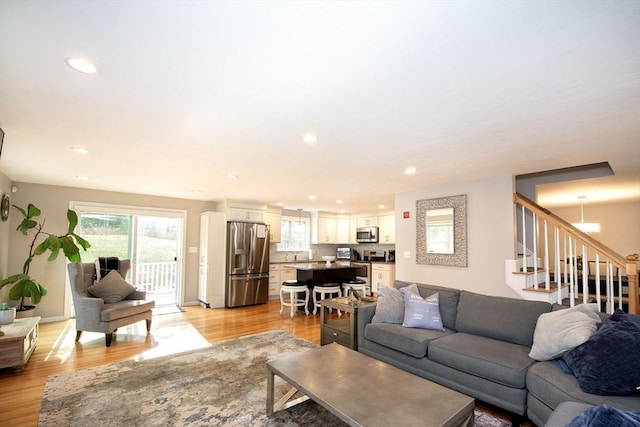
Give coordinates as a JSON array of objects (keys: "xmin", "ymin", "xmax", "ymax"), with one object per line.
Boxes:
[{"xmin": 0, "ymin": 204, "xmax": 91, "ymax": 311}]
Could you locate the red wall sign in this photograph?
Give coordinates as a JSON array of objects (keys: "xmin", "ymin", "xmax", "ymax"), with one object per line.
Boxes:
[{"xmin": 403, "ymin": 211, "xmax": 410, "ymax": 219}]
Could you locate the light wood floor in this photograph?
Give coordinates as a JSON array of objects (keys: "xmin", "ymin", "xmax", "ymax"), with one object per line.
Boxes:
[{"xmin": 0, "ymin": 300, "xmax": 513, "ymax": 426}]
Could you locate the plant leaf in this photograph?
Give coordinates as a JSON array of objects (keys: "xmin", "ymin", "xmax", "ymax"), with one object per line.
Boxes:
[
  {"xmin": 34, "ymin": 236, "xmax": 52, "ymax": 255},
  {"xmin": 0, "ymin": 273, "xmax": 26, "ymax": 288},
  {"xmin": 17, "ymin": 219, "xmax": 37, "ymax": 235},
  {"xmin": 60, "ymin": 236, "xmax": 80, "ymax": 262},
  {"xmin": 8, "ymin": 277, "xmax": 29, "ymax": 300},
  {"xmin": 67, "ymin": 209, "xmax": 78, "ymax": 234},
  {"xmin": 72, "ymin": 233, "xmax": 91, "ymax": 250},
  {"xmin": 26, "ymin": 204, "xmax": 41, "ymax": 219},
  {"xmin": 22, "ymin": 256, "xmax": 33, "ymax": 274},
  {"xmin": 13, "ymin": 205, "xmax": 26, "ymax": 217}
]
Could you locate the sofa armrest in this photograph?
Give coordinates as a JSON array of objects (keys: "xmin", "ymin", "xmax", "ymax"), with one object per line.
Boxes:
[
  {"xmin": 73, "ymin": 296, "xmax": 104, "ymax": 330},
  {"xmin": 126, "ymin": 290, "xmax": 147, "ymax": 300},
  {"xmin": 357, "ymin": 303, "xmax": 377, "ymax": 350}
]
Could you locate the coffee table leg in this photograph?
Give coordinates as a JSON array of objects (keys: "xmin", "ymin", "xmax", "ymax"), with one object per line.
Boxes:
[{"xmin": 267, "ymin": 368, "xmax": 275, "ymax": 416}]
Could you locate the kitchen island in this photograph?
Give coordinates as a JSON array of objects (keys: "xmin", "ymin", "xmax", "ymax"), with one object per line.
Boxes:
[{"xmin": 292, "ymin": 262, "xmax": 357, "ymax": 313}]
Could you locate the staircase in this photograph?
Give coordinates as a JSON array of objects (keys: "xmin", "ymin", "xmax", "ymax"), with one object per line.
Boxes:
[{"xmin": 506, "ymin": 193, "xmax": 639, "ymax": 314}]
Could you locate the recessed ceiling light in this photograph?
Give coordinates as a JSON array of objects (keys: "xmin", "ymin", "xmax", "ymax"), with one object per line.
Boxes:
[
  {"xmin": 76, "ymin": 175, "xmax": 89, "ymax": 180},
  {"xmin": 226, "ymin": 173, "xmax": 238, "ymax": 179},
  {"xmin": 336, "ymin": 200, "xmax": 343, "ymax": 204},
  {"xmin": 308, "ymin": 195, "xmax": 316, "ymax": 201},
  {"xmin": 404, "ymin": 166, "xmax": 417, "ymax": 175},
  {"xmin": 378, "ymin": 204, "xmax": 385, "ymax": 209},
  {"xmin": 191, "ymin": 189, "xmax": 202, "ymax": 194},
  {"xmin": 302, "ymin": 134, "xmax": 318, "ymax": 144},
  {"xmin": 65, "ymin": 57, "xmax": 99, "ymax": 74},
  {"xmin": 70, "ymin": 147, "xmax": 90, "ymax": 154}
]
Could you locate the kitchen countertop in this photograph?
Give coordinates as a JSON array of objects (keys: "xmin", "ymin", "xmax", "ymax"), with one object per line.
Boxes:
[
  {"xmin": 292, "ymin": 263, "xmax": 356, "ymax": 271},
  {"xmin": 271, "ymin": 260, "xmax": 394, "ymax": 266}
]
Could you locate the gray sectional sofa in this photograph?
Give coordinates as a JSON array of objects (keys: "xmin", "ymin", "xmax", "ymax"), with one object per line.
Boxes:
[{"xmin": 356, "ymin": 280, "xmax": 640, "ymax": 426}]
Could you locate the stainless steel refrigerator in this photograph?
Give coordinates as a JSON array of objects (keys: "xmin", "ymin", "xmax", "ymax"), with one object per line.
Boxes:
[{"xmin": 225, "ymin": 221, "xmax": 270, "ymax": 308}]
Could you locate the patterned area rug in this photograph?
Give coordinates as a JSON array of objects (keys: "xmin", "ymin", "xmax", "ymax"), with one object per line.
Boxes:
[{"xmin": 39, "ymin": 330, "xmax": 511, "ymax": 426}]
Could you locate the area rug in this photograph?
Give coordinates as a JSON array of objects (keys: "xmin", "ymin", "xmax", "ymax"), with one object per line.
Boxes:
[{"xmin": 39, "ymin": 330, "xmax": 511, "ymax": 426}]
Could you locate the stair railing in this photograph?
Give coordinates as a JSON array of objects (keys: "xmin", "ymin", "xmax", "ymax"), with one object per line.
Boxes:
[{"xmin": 514, "ymin": 193, "xmax": 639, "ymax": 314}]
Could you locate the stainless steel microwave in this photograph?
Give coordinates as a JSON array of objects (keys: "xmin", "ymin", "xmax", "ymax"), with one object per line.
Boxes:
[{"xmin": 356, "ymin": 226, "xmax": 378, "ymax": 243}]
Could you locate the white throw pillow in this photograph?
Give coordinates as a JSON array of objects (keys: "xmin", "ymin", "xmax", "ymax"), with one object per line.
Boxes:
[
  {"xmin": 529, "ymin": 304, "xmax": 601, "ymax": 361},
  {"xmin": 402, "ymin": 291, "xmax": 445, "ymax": 331},
  {"xmin": 371, "ymin": 283, "xmax": 419, "ymax": 324},
  {"xmin": 87, "ymin": 269, "xmax": 136, "ymax": 304}
]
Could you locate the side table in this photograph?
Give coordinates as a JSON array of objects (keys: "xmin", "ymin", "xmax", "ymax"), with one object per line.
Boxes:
[
  {"xmin": 0, "ymin": 316, "xmax": 40, "ymax": 372},
  {"xmin": 321, "ymin": 297, "xmax": 376, "ymax": 350}
]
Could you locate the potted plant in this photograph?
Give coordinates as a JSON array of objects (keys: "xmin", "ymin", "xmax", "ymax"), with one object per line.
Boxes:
[
  {"xmin": 0, "ymin": 204, "xmax": 90, "ymax": 314},
  {"xmin": 0, "ymin": 302, "xmax": 16, "ymax": 325}
]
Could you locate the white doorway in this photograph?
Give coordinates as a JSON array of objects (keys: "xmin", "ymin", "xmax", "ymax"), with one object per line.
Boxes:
[{"xmin": 70, "ymin": 202, "xmax": 186, "ymax": 308}]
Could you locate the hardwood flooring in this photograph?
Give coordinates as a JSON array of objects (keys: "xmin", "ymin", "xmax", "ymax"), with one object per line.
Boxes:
[{"xmin": 0, "ymin": 300, "xmax": 515, "ymax": 426}]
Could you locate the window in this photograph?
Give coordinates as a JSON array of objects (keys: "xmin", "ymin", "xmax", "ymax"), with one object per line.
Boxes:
[{"xmin": 277, "ymin": 216, "xmax": 310, "ymax": 251}]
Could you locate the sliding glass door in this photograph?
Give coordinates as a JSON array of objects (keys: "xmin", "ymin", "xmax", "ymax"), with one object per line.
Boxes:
[{"xmin": 72, "ymin": 202, "xmax": 185, "ymax": 307}]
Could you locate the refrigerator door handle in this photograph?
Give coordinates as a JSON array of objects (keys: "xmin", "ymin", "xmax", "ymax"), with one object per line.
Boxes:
[{"xmin": 230, "ymin": 274, "xmax": 269, "ymax": 281}]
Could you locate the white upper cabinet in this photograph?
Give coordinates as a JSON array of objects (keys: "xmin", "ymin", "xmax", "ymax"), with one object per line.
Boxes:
[
  {"xmin": 316, "ymin": 216, "xmax": 337, "ymax": 244},
  {"xmin": 227, "ymin": 207, "xmax": 265, "ymax": 222},
  {"xmin": 378, "ymin": 214, "xmax": 395, "ymax": 244},
  {"xmin": 264, "ymin": 210, "xmax": 282, "ymax": 242},
  {"xmin": 335, "ymin": 217, "xmax": 351, "ymax": 244},
  {"xmin": 357, "ymin": 216, "xmax": 378, "ymax": 227}
]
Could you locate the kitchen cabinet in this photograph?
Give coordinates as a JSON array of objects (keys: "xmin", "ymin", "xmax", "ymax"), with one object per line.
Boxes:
[
  {"xmin": 378, "ymin": 214, "xmax": 395, "ymax": 244},
  {"xmin": 265, "ymin": 210, "xmax": 282, "ymax": 243},
  {"xmin": 281, "ymin": 266, "xmax": 297, "ymax": 282},
  {"xmin": 312, "ymin": 213, "xmax": 338, "ymax": 244},
  {"xmin": 227, "ymin": 207, "xmax": 265, "ymax": 222},
  {"xmin": 349, "ymin": 218, "xmax": 359, "ymax": 244},
  {"xmin": 268, "ymin": 264, "xmax": 281, "ymax": 299},
  {"xmin": 336, "ymin": 218, "xmax": 351, "ymax": 244},
  {"xmin": 357, "ymin": 216, "xmax": 378, "ymax": 227},
  {"xmin": 199, "ymin": 212, "xmax": 227, "ymax": 308},
  {"xmin": 372, "ymin": 263, "xmax": 395, "ymax": 294}
]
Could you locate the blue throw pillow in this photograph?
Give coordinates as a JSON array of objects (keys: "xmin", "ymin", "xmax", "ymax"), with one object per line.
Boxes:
[
  {"xmin": 564, "ymin": 315, "xmax": 640, "ymax": 395},
  {"xmin": 401, "ymin": 290, "xmax": 444, "ymax": 331}
]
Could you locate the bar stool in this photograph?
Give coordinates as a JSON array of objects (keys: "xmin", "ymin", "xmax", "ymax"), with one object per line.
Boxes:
[
  {"xmin": 312, "ymin": 284, "xmax": 342, "ymax": 315},
  {"xmin": 279, "ymin": 280, "xmax": 310, "ymax": 318},
  {"xmin": 343, "ymin": 280, "xmax": 368, "ymax": 299}
]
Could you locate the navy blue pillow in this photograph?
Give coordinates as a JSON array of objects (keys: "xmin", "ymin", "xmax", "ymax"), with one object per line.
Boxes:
[{"xmin": 564, "ymin": 315, "xmax": 640, "ymax": 395}]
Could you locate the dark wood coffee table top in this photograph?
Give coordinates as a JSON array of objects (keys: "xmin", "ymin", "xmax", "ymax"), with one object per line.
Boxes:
[{"xmin": 267, "ymin": 343, "xmax": 474, "ymax": 427}]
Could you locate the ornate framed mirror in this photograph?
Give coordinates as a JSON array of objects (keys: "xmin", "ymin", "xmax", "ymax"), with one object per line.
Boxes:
[{"xmin": 416, "ymin": 194, "xmax": 467, "ymax": 267}]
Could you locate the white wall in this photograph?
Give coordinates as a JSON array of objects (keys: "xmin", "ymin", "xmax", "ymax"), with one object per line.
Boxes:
[
  {"xmin": 550, "ymin": 201, "xmax": 640, "ymax": 257},
  {"xmin": 395, "ymin": 175, "xmax": 518, "ymax": 298},
  {"xmin": 6, "ymin": 182, "xmax": 216, "ymax": 321},
  {"xmin": 0, "ymin": 172, "xmax": 12, "ymax": 302}
]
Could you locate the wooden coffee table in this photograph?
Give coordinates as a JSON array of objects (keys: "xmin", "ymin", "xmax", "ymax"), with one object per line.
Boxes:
[
  {"xmin": 0, "ymin": 316, "xmax": 40, "ymax": 372},
  {"xmin": 267, "ymin": 343, "xmax": 474, "ymax": 427}
]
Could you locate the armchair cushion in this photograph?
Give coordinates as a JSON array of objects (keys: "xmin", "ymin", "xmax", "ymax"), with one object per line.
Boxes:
[{"xmin": 88, "ymin": 270, "xmax": 136, "ymax": 304}]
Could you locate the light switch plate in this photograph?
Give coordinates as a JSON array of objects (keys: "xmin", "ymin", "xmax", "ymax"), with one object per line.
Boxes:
[
  {"xmin": 404, "ymin": 251, "xmax": 411, "ymax": 258},
  {"xmin": 189, "ymin": 246, "xmax": 198, "ymax": 253}
]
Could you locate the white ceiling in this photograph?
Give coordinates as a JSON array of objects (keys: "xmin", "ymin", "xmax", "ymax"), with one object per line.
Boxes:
[{"xmin": 0, "ymin": 1, "xmax": 638, "ymax": 213}]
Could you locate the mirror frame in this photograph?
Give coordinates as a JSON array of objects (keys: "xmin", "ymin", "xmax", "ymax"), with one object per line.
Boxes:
[{"xmin": 416, "ymin": 194, "xmax": 467, "ymax": 267}]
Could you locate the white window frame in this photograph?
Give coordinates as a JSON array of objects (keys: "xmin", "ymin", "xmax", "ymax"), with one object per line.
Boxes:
[{"xmin": 277, "ymin": 215, "xmax": 311, "ymax": 252}]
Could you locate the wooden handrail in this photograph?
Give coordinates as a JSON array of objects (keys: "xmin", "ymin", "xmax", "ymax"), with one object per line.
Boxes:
[{"xmin": 514, "ymin": 192, "xmax": 639, "ymax": 314}]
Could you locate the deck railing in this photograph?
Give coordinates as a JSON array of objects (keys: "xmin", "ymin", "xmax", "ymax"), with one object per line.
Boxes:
[
  {"xmin": 135, "ymin": 262, "xmax": 177, "ymax": 292},
  {"xmin": 514, "ymin": 193, "xmax": 639, "ymax": 314}
]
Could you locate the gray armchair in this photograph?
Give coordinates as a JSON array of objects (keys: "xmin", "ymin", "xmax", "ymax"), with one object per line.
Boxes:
[{"xmin": 67, "ymin": 260, "xmax": 155, "ymax": 347}]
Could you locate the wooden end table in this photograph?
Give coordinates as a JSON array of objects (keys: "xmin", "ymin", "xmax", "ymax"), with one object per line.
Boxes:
[
  {"xmin": 321, "ymin": 297, "xmax": 376, "ymax": 350},
  {"xmin": 0, "ymin": 316, "xmax": 40, "ymax": 372}
]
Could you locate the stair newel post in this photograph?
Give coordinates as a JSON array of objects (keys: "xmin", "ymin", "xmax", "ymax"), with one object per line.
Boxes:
[
  {"xmin": 521, "ymin": 205, "xmax": 527, "ymax": 272},
  {"xmin": 581, "ymin": 244, "xmax": 588, "ymax": 305},
  {"xmin": 626, "ymin": 254, "xmax": 639, "ymax": 315}
]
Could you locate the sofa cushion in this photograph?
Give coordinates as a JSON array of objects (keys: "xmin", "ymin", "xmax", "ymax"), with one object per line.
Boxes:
[
  {"xmin": 527, "ymin": 362, "xmax": 640, "ymax": 415},
  {"xmin": 455, "ymin": 291, "xmax": 551, "ymax": 347},
  {"xmin": 428, "ymin": 332, "xmax": 535, "ymax": 388},
  {"xmin": 565, "ymin": 404, "xmax": 640, "ymax": 427},
  {"xmin": 529, "ymin": 304, "xmax": 601, "ymax": 361},
  {"xmin": 372, "ymin": 283, "xmax": 418, "ymax": 324},
  {"xmin": 563, "ymin": 312, "xmax": 640, "ymax": 395},
  {"xmin": 364, "ymin": 322, "xmax": 454, "ymax": 358},
  {"xmin": 101, "ymin": 299, "xmax": 155, "ymax": 322},
  {"xmin": 395, "ymin": 281, "xmax": 460, "ymax": 330},
  {"xmin": 88, "ymin": 270, "xmax": 136, "ymax": 304},
  {"xmin": 402, "ymin": 291, "xmax": 444, "ymax": 331}
]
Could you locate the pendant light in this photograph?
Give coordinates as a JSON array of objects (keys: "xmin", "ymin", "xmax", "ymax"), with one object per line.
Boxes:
[{"xmin": 571, "ymin": 196, "xmax": 600, "ymax": 233}]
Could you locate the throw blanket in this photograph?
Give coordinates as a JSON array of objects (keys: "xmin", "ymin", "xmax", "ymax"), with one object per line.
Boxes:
[
  {"xmin": 94, "ymin": 257, "xmax": 120, "ymax": 282},
  {"xmin": 567, "ymin": 405, "xmax": 640, "ymax": 427}
]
